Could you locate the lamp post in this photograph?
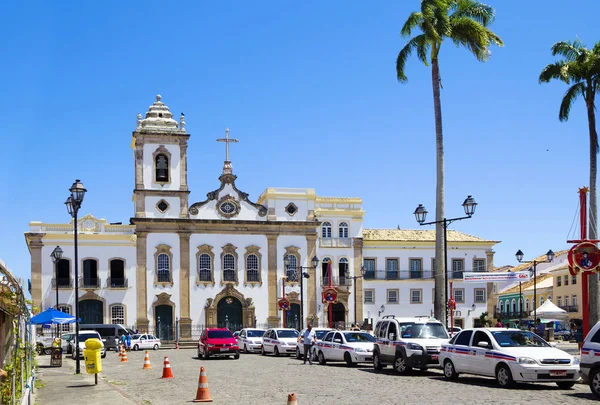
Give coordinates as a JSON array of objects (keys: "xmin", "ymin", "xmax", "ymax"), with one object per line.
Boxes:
[
  {"xmin": 345, "ymin": 265, "xmax": 366, "ymax": 326},
  {"xmin": 414, "ymin": 195, "xmax": 478, "ymax": 327},
  {"xmin": 65, "ymin": 179, "xmax": 87, "ymax": 374},
  {"xmin": 515, "ymin": 249, "xmax": 554, "ymax": 324},
  {"xmin": 378, "ymin": 304, "xmax": 385, "ymax": 318},
  {"xmin": 284, "ymin": 255, "xmax": 319, "ymax": 330}
]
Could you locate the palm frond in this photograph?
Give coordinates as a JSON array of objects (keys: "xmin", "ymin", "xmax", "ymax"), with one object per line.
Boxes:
[
  {"xmin": 551, "ymin": 40, "xmax": 584, "ymax": 61},
  {"xmin": 401, "ymin": 12, "xmax": 424, "ymax": 37},
  {"xmin": 539, "ymin": 61, "xmax": 570, "ymax": 84},
  {"xmin": 559, "ymin": 82, "xmax": 585, "ymax": 122},
  {"xmin": 396, "ymin": 34, "xmax": 431, "ymax": 83},
  {"xmin": 450, "ymin": 17, "xmax": 494, "ymax": 61},
  {"xmin": 450, "ymin": 0, "xmax": 495, "ymax": 26}
]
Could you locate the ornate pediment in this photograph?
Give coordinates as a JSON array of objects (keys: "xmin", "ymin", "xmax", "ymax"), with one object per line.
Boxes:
[{"xmin": 75, "ymin": 214, "xmax": 107, "ymax": 233}]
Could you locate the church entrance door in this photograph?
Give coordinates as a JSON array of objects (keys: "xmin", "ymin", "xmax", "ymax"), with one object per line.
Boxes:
[
  {"xmin": 286, "ymin": 303, "xmax": 300, "ymax": 330},
  {"xmin": 155, "ymin": 305, "xmax": 173, "ymax": 341},
  {"xmin": 79, "ymin": 300, "xmax": 103, "ymax": 324},
  {"xmin": 217, "ymin": 297, "xmax": 243, "ymax": 331},
  {"xmin": 328, "ymin": 302, "xmax": 346, "ymax": 329}
]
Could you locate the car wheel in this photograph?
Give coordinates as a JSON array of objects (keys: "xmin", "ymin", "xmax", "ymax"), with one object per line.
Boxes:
[
  {"xmin": 234, "ymin": 352, "xmax": 240, "ymax": 360},
  {"xmin": 556, "ymin": 382, "xmax": 575, "ymax": 389},
  {"xmin": 274, "ymin": 346, "xmax": 280, "ymax": 357},
  {"xmin": 101, "ymin": 352, "xmax": 106, "ymax": 359},
  {"xmin": 153, "ymin": 344, "xmax": 159, "ymax": 350},
  {"xmin": 197, "ymin": 349, "xmax": 201, "ymax": 359},
  {"xmin": 443, "ymin": 360, "xmax": 458, "ymax": 380},
  {"xmin": 393, "ymin": 353, "xmax": 410, "ymax": 374},
  {"xmin": 318, "ymin": 351, "xmax": 326, "ymax": 365},
  {"xmin": 204, "ymin": 348, "xmax": 210, "ymax": 360},
  {"xmin": 591, "ymin": 369, "xmax": 600, "ymax": 399},
  {"xmin": 496, "ymin": 364, "xmax": 515, "ymax": 388},
  {"xmin": 133, "ymin": 344, "xmax": 139, "ymax": 351},
  {"xmin": 373, "ymin": 351, "xmax": 384, "ymax": 371},
  {"xmin": 344, "ymin": 352, "xmax": 355, "ymax": 367}
]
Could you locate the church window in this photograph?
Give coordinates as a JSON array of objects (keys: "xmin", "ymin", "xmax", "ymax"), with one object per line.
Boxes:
[
  {"xmin": 157, "ymin": 253, "xmax": 171, "ymax": 282},
  {"xmin": 339, "ymin": 257, "xmax": 349, "ymax": 284},
  {"xmin": 155, "ymin": 154, "xmax": 169, "ymax": 182},
  {"xmin": 58, "ymin": 305, "xmax": 72, "ymax": 331},
  {"xmin": 109, "ymin": 259, "xmax": 126, "ymax": 288},
  {"xmin": 82, "ymin": 259, "xmax": 99, "ymax": 288},
  {"xmin": 338, "ymin": 222, "xmax": 349, "ymax": 238},
  {"xmin": 246, "ymin": 254, "xmax": 259, "ymax": 282},
  {"xmin": 223, "ymin": 254, "xmax": 236, "ymax": 282},
  {"xmin": 322, "ymin": 222, "xmax": 332, "ymax": 238},
  {"xmin": 111, "ymin": 305, "xmax": 125, "ymax": 324},
  {"xmin": 285, "ymin": 202, "xmax": 298, "ymax": 216},
  {"xmin": 321, "ymin": 257, "xmax": 332, "ymax": 281},
  {"xmin": 157, "ymin": 200, "xmax": 169, "ymax": 213},
  {"xmin": 285, "ymin": 255, "xmax": 298, "ymax": 282},
  {"xmin": 56, "ymin": 259, "xmax": 71, "ymax": 288},
  {"xmin": 198, "ymin": 254, "xmax": 212, "ymax": 282}
]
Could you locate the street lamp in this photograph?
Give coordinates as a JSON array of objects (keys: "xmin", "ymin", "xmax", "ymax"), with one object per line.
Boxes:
[
  {"xmin": 65, "ymin": 179, "xmax": 87, "ymax": 374},
  {"xmin": 378, "ymin": 304, "xmax": 385, "ymax": 318},
  {"xmin": 515, "ymin": 249, "xmax": 554, "ymax": 323},
  {"xmin": 414, "ymin": 195, "xmax": 477, "ymax": 327},
  {"xmin": 50, "ymin": 246, "xmax": 63, "ymax": 310},
  {"xmin": 284, "ymin": 255, "xmax": 319, "ymax": 330},
  {"xmin": 345, "ymin": 265, "xmax": 366, "ymax": 327}
]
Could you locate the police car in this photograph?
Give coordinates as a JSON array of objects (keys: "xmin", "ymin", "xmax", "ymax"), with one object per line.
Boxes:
[
  {"xmin": 439, "ymin": 328, "xmax": 579, "ymax": 388},
  {"xmin": 314, "ymin": 330, "xmax": 375, "ymax": 366},
  {"xmin": 579, "ymin": 321, "xmax": 600, "ymax": 398},
  {"xmin": 236, "ymin": 328, "xmax": 266, "ymax": 353},
  {"xmin": 261, "ymin": 328, "xmax": 299, "ymax": 356},
  {"xmin": 296, "ymin": 327, "xmax": 333, "ymax": 360}
]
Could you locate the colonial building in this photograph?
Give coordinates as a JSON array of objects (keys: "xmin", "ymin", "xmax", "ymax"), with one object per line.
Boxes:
[{"xmin": 25, "ymin": 95, "xmax": 499, "ymax": 339}]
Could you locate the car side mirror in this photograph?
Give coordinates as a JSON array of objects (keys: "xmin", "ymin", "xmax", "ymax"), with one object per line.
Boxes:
[
  {"xmin": 477, "ymin": 341, "xmax": 489, "ymax": 348},
  {"xmin": 388, "ymin": 333, "xmax": 395, "ymax": 340}
]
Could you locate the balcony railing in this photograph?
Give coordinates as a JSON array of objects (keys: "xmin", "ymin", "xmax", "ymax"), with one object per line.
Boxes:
[
  {"xmin": 106, "ymin": 277, "xmax": 128, "ymax": 289},
  {"xmin": 320, "ymin": 276, "xmax": 352, "ymax": 286},
  {"xmin": 494, "ymin": 310, "xmax": 527, "ymax": 319},
  {"xmin": 79, "ymin": 277, "xmax": 101, "ymax": 289},
  {"xmin": 560, "ymin": 305, "xmax": 579, "ymax": 313},
  {"xmin": 319, "ymin": 238, "xmax": 352, "ymax": 248},
  {"xmin": 363, "ymin": 270, "xmax": 436, "ymax": 281},
  {"xmin": 51, "ymin": 278, "xmax": 73, "ymax": 288}
]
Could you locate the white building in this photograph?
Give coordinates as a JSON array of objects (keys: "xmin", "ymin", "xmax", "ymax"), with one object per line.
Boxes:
[{"xmin": 25, "ymin": 95, "xmax": 500, "ymax": 339}]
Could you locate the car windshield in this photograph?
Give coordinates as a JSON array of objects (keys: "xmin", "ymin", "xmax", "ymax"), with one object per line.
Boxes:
[
  {"xmin": 315, "ymin": 330, "xmax": 330, "ymax": 340},
  {"xmin": 247, "ymin": 330, "xmax": 265, "ymax": 338},
  {"xmin": 492, "ymin": 331, "xmax": 549, "ymax": 347},
  {"xmin": 207, "ymin": 330, "xmax": 233, "ymax": 339},
  {"xmin": 78, "ymin": 333, "xmax": 100, "ymax": 342},
  {"xmin": 277, "ymin": 330, "xmax": 299, "ymax": 338},
  {"xmin": 344, "ymin": 332, "xmax": 375, "ymax": 342},
  {"xmin": 132, "ymin": 334, "xmax": 142, "ymax": 339},
  {"xmin": 399, "ymin": 323, "xmax": 448, "ymax": 339}
]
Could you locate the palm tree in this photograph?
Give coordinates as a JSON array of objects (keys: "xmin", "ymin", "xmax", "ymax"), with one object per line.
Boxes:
[
  {"xmin": 396, "ymin": 0, "xmax": 503, "ymax": 324},
  {"xmin": 539, "ymin": 40, "xmax": 600, "ymax": 327}
]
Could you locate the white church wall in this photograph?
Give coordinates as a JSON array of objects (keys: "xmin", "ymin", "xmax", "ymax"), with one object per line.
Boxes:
[
  {"xmin": 146, "ymin": 233, "xmax": 181, "ymax": 324},
  {"xmin": 142, "ymin": 143, "xmax": 181, "ymax": 190},
  {"xmin": 191, "ymin": 184, "xmax": 265, "ymax": 221},
  {"xmin": 144, "ymin": 196, "xmax": 181, "ymax": 219}
]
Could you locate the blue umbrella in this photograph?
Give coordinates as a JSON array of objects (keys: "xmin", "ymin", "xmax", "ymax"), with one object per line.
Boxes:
[{"xmin": 30, "ymin": 308, "xmax": 76, "ymax": 325}]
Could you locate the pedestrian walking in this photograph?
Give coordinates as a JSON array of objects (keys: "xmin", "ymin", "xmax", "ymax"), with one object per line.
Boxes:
[
  {"xmin": 126, "ymin": 333, "xmax": 132, "ymax": 351},
  {"xmin": 301, "ymin": 323, "xmax": 316, "ymax": 365}
]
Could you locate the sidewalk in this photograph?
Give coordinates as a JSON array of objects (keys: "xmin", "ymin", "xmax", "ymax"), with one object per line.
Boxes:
[{"xmin": 33, "ymin": 355, "xmax": 140, "ymax": 405}]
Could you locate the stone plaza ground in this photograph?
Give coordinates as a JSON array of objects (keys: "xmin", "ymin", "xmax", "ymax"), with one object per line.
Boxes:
[{"xmin": 34, "ymin": 346, "xmax": 598, "ymax": 405}]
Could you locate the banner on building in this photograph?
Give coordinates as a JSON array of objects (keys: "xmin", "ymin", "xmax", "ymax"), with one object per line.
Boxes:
[{"xmin": 462, "ymin": 271, "xmax": 530, "ymax": 283}]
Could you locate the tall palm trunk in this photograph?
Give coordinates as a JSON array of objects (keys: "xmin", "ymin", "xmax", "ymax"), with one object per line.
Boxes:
[
  {"xmin": 431, "ymin": 57, "xmax": 446, "ymax": 324},
  {"xmin": 587, "ymin": 89, "xmax": 599, "ymax": 328}
]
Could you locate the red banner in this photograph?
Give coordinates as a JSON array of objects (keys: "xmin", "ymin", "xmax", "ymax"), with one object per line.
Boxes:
[
  {"xmin": 278, "ymin": 298, "xmax": 290, "ymax": 311},
  {"xmin": 322, "ymin": 288, "xmax": 338, "ymax": 304},
  {"xmin": 568, "ymin": 241, "xmax": 600, "ymax": 275}
]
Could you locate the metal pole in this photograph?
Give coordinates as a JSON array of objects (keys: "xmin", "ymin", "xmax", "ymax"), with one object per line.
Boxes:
[
  {"xmin": 533, "ymin": 261, "xmax": 537, "ymax": 323},
  {"xmin": 282, "ymin": 277, "xmax": 286, "ymax": 328},
  {"xmin": 55, "ymin": 260, "xmax": 59, "ymax": 338},
  {"xmin": 74, "ymin": 208, "xmax": 81, "ymax": 374},
  {"xmin": 519, "ymin": 281, "xmax": 522, "ymax": 327},
  {"xmin": 300, "ymin": 271, "xmax": 304, "ymax": 330},
  {"xmin": 443, "ymin": 219, "xmax": 449, "ymax": 327},
  {"xmin": 353, "ymin": 276, "xmax": 357, "ymax": 326}
]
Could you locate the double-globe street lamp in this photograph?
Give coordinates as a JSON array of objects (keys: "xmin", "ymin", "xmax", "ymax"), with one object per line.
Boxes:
[
  {"xmin": 51, "ymin": 246, "xmax": 63, "ymax": 338},
  {"xmin": 345, "ymin": 266, "xmax": 366, "ymax": 327},
  {"xmin": 515, "ymin": 249, "xmax": 555, "ymax": 324},
  {"xmin": 65, "ymin": 179, "xmax": 87, "ymax": 374},
  {"xmin": 414, "ymin": 196, "xmax": 478, "ymax": 327},
  {"xmin": 284, "ymin": 255, "xmax": 319, "ymax": 330}
]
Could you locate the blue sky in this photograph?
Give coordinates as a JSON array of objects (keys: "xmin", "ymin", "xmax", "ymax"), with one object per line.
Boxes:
[{"xmin": 2, "ymin": 1, "xmax": 599, "ymax": 283}]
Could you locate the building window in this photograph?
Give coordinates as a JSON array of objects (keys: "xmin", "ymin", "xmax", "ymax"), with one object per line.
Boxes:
[
  {"xmin": 82, "ymin": 259, "xmax": 99, "ymax": 288},
  {"xmin": 557, "ymin": 276, "xmax": 561, "ymax": 287},
  {"xmin": 157, "ymin": 199, "xmax": 169, "ymax": 213},
  {"xmin": 410, "ymin": 289, "xmax": 422, "ymax": 304},
  {"xmin": 539, "ymin": 296, "xmax": 545, "ymax": 306},
  {"xmin": 572, "ymin": 275, "xmax": 577, "ymax": 285},
  {"xmin": 499, "ymin": 301, "xmax": 504, "ymax": 313},
  {"xmin": 285, "ymin": 202, "xmax": 298, "ymax": 216},
  {"xmin": 285, "ymin": 254, "xmax": 298, "ymax": 282},
  {"xmin": 58, "ymin": 305, "xmax": 72, "ymax": 331},
  {"xmin": 157, "ymin": 253, "xmax": 170, "ymax": 282},
  {"xmin": 339, "ymin": 258, "xmax": 349, "ymax": 284},
  {"xmin": 109, "ymin": 259, "xmax": 126, "ymax": 288},
  {"xmin": 572, "ymin": 295, "xmax": 578, "ymax": 308},
  {"xmin": 155, "ymin": 154, "xmax": 169, "ymax": 182},
  {"xmin": 386, "ymin": 259, "xmax": 399, "ymax": 280},
  {"xmin": 364, "ymin": 289, "xmax": 374, "ymax": 304},
  {"xmin": 564, "ymin": 296, "xmax": 569, "ymax": 306},
  {"xmin": 525, "ymin": 298, "xmax": 530, "ymax": 311},
  {"xmin": 453, "ymin": 289, "xmax": 465, "ymax": 303},
  {"xmin": 56, "ymin": 259, "xmax": 71, "ymax": 287},
  {"xmin": 452, "ymin": 259, "xmax": 464, "ymax": 279},
  {"xmin": 363, "ymin": 258, "xmax": 375, "ymax": 280},
  {"xmin": 111, "ymin": 305, "xmax": 125, "ymax": 324},
  {"xmin": 322, "ymin": 221, "xmax": 332, "ymax": 238},
  {"xmin": 564, "ymin": 275, "xmax": 569, "ymax": 286},
  {"xmin": 473, "ymin": 259, "xmax": 486, "ymax": 272},
  {"xmin": 474, "ymin": 288, "xmax": 486, "ymax": 303},
  {"xmin": 409, "ymin": 258, "xmax": 422, "ymax": 279},
  {"xmin": 245, "ymin": 254, "xmax": 259, "ymax": 283},
  {"xmin": 338, "ymin": 222, "xmax": 349, "ymax": 238},
  {"xmin": 223, "ymin": 254, "xmax": 236, "ymax": 282},
  {"xmin": 557, "ymin": 296, "xmax": 562, "ymax": 307},
  {"xmin": 198, "ymin": 254, "xmax": 212, "ymax": 282},
  {"xmin": 387, "ymin": 289, "xmax": 399, "ymax": 304},
  {"xmin": 321, "ymin": 257, "xmax": 332, "ymax": 281},
  {"xmin": 511, "ymin": 299, "xmax": 516, "ymax": 313}
]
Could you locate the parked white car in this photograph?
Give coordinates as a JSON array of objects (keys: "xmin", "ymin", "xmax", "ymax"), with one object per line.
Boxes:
[
  {"xmin": 440, "ymin": 328, "xmax": 579, "ymax": 388},
  {"xmin": 130, "ymin": 334, "xmax": 161, "ymax": 351},
  {"xmin": 236, "ymin": 328, "xmax": 266, "ymax": 353},
  {"xmin": 314, "ymin": 330, "xmax": 375, "ymax": 366},
  {"xmin": 579, "ymin": 321, "xmax": 600, "ymax": 398},
  {"xmin": 261, "ymin": 328, "xmax": 299, "ymax": 356},
  {"xmin": 70, "ymin": 330, "xmax": 106, "ymax": 359},
  {"xmin": 296, "ymin": 327, "xmax": 333, "ymax": 360}
]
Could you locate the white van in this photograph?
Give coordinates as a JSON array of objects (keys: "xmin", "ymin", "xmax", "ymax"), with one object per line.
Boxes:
[{"xmin": 79, "ymin": 324, "xmax": 134, "ymax": 351}]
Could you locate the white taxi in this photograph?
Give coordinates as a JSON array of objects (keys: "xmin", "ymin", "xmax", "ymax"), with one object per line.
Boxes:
[
  {"xmin": 439, "ymin": 328, "xmax": 579, "ymax": 388},
  {"xmin": 261, "ymin": 328, "xmax": 299, "ymax": 356},
  {"xmin": 315, "ymin": 330, "xmax": 375, "ymax": 366},
  {"xmin": 130, "ymin": 334, "xmax": 161, "ymax": 351},
  {"xmin": 236, "ymin": 328, "xmax": 266, "ymax": 353},
  {"xmin": 296, "ymin": 327, "xmax": 333, "ymax": 360}
]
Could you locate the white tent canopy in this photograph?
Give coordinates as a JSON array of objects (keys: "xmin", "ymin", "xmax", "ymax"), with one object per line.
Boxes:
[{"xmin": 530, "ymin": 299, "xmax": 568, "ymax": 320}]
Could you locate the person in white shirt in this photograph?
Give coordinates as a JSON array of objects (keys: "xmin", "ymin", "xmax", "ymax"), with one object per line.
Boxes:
[{"xmin": 301, "ymin": 324, "xmax": 316, "ymax": 365}]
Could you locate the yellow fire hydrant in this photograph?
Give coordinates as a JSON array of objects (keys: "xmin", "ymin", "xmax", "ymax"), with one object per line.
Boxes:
[{"xmin": 83, "ymin": 338, "xmax": 103, "ymax": 384}]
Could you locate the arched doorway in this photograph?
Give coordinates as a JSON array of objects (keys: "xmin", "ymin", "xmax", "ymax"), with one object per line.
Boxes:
[
  {"xmin": 217, "ymin": 297, "xmax": 243, "ymax": 331},
  {"xmin": 286, "ymin": 303, "xmax": 300, "ymax": 330},
  {"xmin": 79, "ymin": 300, "xmax": 103, "ymax": 324},
  {"xmin": 328, "ymin": 302, "xmax": 346, "ymax": 329},
  {"xmin": 155, "ymin": 305, "xmax": 173, "ymax": 341}
]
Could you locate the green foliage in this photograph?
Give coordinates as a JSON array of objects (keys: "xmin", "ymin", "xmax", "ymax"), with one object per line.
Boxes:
[
  {"xmin": 0, "ymin": 321, "xmax": 35, "ymax": 405},
  {"xmin": 479, "ymin": 311, "xmax": 492, "ymax": 327}
]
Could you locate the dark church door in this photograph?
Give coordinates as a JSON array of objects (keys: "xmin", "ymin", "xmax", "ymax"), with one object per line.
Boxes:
[
  {"xmin": 155, "ymin": 305, "xmax": 173, "ymax": 340},
  {"xmin": 217, "ymin": 297, "xmax": 243, "ymax": 331},
  {"xmin": 79, "ymin": 300, "xmax": 103, "ymax": 324},
  {"xmin": 328, "ymin": 302, "xmax": 346, "ymax": 329}
]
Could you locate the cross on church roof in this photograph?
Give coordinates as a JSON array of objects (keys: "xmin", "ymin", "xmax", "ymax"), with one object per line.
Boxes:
[{"xmin": 217, "ymin": 128, "xmax": 239, "ymax": 175}]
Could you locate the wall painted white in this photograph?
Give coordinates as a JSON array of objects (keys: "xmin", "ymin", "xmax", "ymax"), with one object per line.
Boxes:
[{"xmin": 145, "ymin": 196, "xmax": 181, "ymax": 218}]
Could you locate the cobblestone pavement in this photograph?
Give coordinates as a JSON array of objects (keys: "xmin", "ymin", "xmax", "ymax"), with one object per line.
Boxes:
[{"xmin": 83, "ymin": 349, "xmax": 596, "ymax": 405}]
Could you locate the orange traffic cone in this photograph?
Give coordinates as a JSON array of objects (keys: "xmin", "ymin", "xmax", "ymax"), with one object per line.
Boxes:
[
  {"xmin": 161, "ymin": 356, "xmax": 174, "ymax": 379},
  {"xmin": 192, "ymin": 366, "xmax": 213, "ymax": 402},
  {"xmin": 286, "ymin": 393, "xmax": 298, "ymax": 405},
  {"xmin": 142, "ymin": 351, "xmax": 152, "ymax": 370},
  {"xmin": 120, "ymin": 348, "xmax": 128, "ymax": 363}
]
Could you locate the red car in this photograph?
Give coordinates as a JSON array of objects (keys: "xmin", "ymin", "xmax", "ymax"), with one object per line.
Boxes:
[{"xmin": 197, "ymin": 328, "xmax": 240, "ymax": 359}]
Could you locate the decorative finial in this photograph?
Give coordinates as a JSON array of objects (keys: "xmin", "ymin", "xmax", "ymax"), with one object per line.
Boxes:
[
  {"xmin": 156, "ymin": 94, "xmax": 162, "ymax": 102},
  {"xmin": 179, "ymin": 113, "xmax": 186, "ymax": 130},
  {"xmin": 136, "ymin": 113, "xmax": 142, "ymax": 128}
]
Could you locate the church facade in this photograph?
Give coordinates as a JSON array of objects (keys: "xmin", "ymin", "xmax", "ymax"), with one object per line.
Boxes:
[{"xmin": 25, "ymin": 95, "xmax": 498, "ymax": 340}]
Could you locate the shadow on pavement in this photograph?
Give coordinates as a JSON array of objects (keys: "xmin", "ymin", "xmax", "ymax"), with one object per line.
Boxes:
[{"xmin": 428, "ymin": 374, "xmax": 581, "ymax": 391}]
